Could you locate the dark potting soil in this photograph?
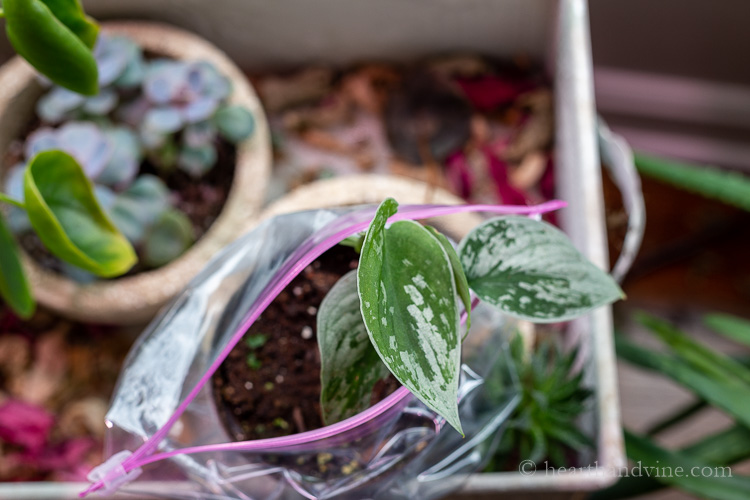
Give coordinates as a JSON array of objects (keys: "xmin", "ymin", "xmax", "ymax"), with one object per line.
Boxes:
[
  {"xmin": 212, "ymin": 245, "xmax": 401, "ymax": 442},
  {"xmin": 4, "ymin": 119, "xmax": 237, "ymax": 277}
]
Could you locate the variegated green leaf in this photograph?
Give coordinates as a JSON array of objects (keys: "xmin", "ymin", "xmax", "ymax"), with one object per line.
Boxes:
[
  {"xmin": 458, "ymin": 216, "xmax": 623, "ymax": 323},
  {"xmin": 318, "ymin": 270, "xmax": 390, "ymax": 425},
  {"xmin": 425, "ymin": 225, "xmax": 472, "ymax": 331},
  {"xmin": 358, "ymin": 198, "xmax": 463, "ymax": 434}
]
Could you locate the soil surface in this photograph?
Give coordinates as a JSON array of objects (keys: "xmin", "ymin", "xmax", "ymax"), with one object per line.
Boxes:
[{"xmin": 212, "ymin": 245, "xmax": 400, "ymax": 442}]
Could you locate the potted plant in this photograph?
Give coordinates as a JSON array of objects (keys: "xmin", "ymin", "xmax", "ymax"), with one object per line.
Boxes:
[
  {"xmin": 87, "ymin": 183, "xmax": 623, "ymax": 497},
  {"xmin": 0, "ymin": 4, "xmax": 271, "ymax": 325}
]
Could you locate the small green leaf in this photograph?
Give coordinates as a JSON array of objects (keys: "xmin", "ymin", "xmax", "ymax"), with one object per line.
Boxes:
[
  {"xmin": 245, "ymin": 333, "xmax": 268, "ymax": 350},
  {"xmin": 142, "ymin": 209, "xmax": 194, "ymax": 268},
  {"xmin": 246, "ymin": 352, "xmax": 262, "ymax": 370},
  {"xmin": 425, "ymin": 225, "xmax": 472, "ymax": 331},
  {"xmin": 214, "ymin": 105, "xmax": 255, "ymax": 143},
  {"xmin": 23, "ymin": 151, "xmax": 136, "ymax": 277},
  {"xmin": 318, "ymin": 270, "xmax": 391, "ymax": 425},
  {"xmin": 4, "ymin": 0, "xmax": 98, "ymax": 95},
  {"xmin": 458, "ymin": 216, "xmax": 623, "ymax": 323},
  {"xmin": 358, "ymin": 198, "xmax": 463, "ymax": 434},
  {"xmin": 0, "ymin": 212, "xmax": 35, "ymax": 318},
  {"xmin": 339, "ymin": 232, "xmax": 365, "ymax": 253}
]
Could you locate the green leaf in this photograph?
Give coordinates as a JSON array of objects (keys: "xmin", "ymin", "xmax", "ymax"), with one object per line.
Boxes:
[
  {"xmin": 23, "ymin": 151, "xmax": 136, "ymax": 277},
  {"xmin": 0, "ymin": 212, "xmax": 35, "ymax": 318},
  {"xmin": 339, "ymin": 232, "xmax": 365, "ymax": 253},
  {"xmin": 425, "ymin": 225, "xmax": 472, "ymax": 332},
  {"xmin": 318, "ymin": 270, "xmax": 391, "ymax": 425},
  {"xmin": 635, "ymin": 153, "xmax": 750, "ymax": 212},
  {"xmin": 214, "ymin": 105, "xmax": 255, "ymax": 143},
  {"xmin": 704, "ymin": 313, "xmax": 750, "ymax": 348},
  {"xmin": 245, "ymin": 333, "xmax": 268, "ymax": 350},
  {"xmin": 108, "ymin": 175, "xmax": 171, "ymax": 244},
  {"xmin": 623, "ymin": 430, "xmax": 750, "ymax": 500},
  {"xmin": 638, "ymin": 312, "xmax": 750, "ymax": 386},
  {"xmin": 142, "ymin": 209, "xmax": 194, "ymax": 268},
  {"xmin": 38, "ymin": 0, "xmax": 99, "ymax": 49},
  {"xmin": 645, "ymin": 400, "xmax": 707, "ymax": 436},
  {"xmin": 358, "ymin": 198, "xmax": 463, "ymax": 434},
  {"xmin": 458, "ymin": 216, "xmax": 623, "ymax": 322},
  {"xmin": 593, "ymin": 425, "xmax": 750, "ymax": 500},
  {"xmin": 616, "ymin": 335, "xmax": 750, "ymax": 429},
  {"xmin": 4, "ymin": 0, "xmax": 98, "ymax": 95}
]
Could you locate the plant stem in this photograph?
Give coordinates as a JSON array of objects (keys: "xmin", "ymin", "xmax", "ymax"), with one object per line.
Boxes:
[{"xmin": 0, "ymin": 193, "xmax": 25, "ymax": 210}]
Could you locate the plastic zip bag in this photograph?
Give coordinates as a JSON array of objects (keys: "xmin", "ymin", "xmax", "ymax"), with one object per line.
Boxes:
[{"xmin": 85, "ymin": 201, "xmax": 562, "ymax": 500}]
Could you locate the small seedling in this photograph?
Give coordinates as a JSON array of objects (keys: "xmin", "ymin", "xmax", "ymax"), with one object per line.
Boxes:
[
  {"xmin": 245, "ymin": 334, "xmax": 268, "ymax": 350},
  {"xmin": 317, "ymin": 198, "xmax": 623, "ymax": 433}
]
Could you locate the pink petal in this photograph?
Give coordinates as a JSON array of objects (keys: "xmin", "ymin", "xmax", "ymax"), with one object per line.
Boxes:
[
  {"xmin": 445, "ymin": 151, "xmax": 474, "ymax": 199},
  {"xmin": 0, "ymin": 400, "xmax": 54, "ymax": 453},
  {"xmin": 456, "ymin": 76, "xmax": 535, "ymax": 112},
  {"xmin": 483, "ymin": 148, "xmax": 529, "ymax": 206}
]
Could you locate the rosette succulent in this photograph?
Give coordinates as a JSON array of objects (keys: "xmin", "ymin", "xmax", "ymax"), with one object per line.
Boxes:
[
  {"xmin": 36, "ymin": 35, "xmax": 255, "ymax": 177},
  {"xmin": 5, "ymin": 121, "xmax": 193, "ymax": 280},
  {"xmin": 9, "ymin": 33, "xmax": 257, "ymax": 273}
]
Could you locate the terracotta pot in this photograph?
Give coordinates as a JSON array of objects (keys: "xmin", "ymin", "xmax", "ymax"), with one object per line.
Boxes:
[{"xmin": 0, "ymin": 22, "xmax": 271, "ymax": 325}]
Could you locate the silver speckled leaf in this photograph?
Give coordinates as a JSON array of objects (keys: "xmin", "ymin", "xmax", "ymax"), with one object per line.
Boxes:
[
  {"xmin": 358, "ymin": 199, "xmax": 462, "ymax": 434},
  {"xmin": 458, "ymin": 216, "xmax": 623, "ymax": 323},
  {"xmin": 318, "ymin": 270, "xmax": 390, "ymax": 425}
]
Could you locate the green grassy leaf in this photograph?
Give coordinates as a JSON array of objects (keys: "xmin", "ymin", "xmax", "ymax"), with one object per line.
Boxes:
[
  {"xmin": 637, "ymin": 312, "xmax": 750, "ymax": 386},
  {"xmin": 623, "ymin": 430, "xmax": 750, "ymax": 500},
  {"xmin": 646, "ymin": 400, "xmax": 707, "ymax": 436},
  {"xmin": 0, "ymin": 212, "xmax": 35, "ymax": 318},
  {"xmin": 318, "ymin": 270, "xmax": 390, "ymax": 425},
  {"xmin": 23, "ymin": 151, "xmax": 136, "ymax": 277},
  {"xmin": 458, "ymin": 216, "xmax": 623, "ymax": 322},
  {"xmin": 635, "ymin": 153, "xmax": 750, "ymax": 212},
  {"xmin": 358, "ymin": 198, "xmax": 463, "ymax": 434},
  {"xmin": 4, "ymin": 0, "xmax": 98, "ymax": 95},
  {"xmin": 616, "ymin": 335, "xmax": 750, "ymax": 429},
  {"xmin": 593, "ymin": 425, "xmax": 750, "ymax": 500},
  {"xmin": 704, "ymin": 313, "xmax": 750, "ymax": 348}
]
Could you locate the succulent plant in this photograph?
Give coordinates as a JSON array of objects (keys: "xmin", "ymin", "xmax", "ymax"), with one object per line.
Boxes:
[
  {"xmin": 35, "ymin": 34, "xmax": 255, "ymax": 179},
  {"xmin": 484, "ymin": 334, "xmax": 593, "ymax": 471},
  {"xmin": 3, "ymin": 33, "xmax": 259, "ymax": 283},
  {"xmin": 4, "ymin": 120, "xmax": 193, "ymax": 282}
]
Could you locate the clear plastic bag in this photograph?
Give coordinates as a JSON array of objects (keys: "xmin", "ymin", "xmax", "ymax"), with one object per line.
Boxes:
[{"xmin": 88, "ymin": 202, "xmax": 563, "ymax": 500}]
